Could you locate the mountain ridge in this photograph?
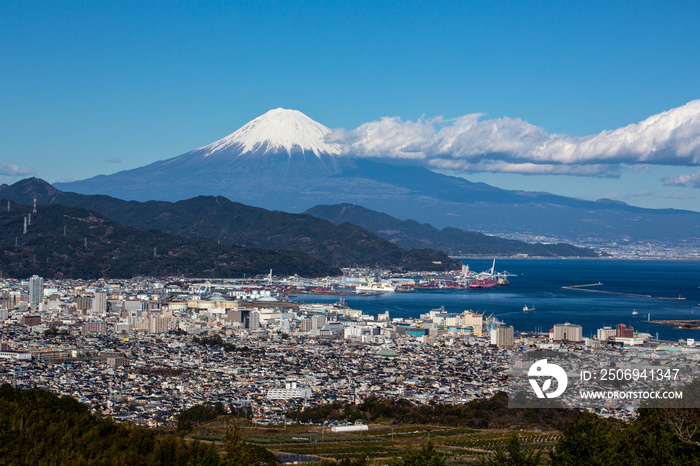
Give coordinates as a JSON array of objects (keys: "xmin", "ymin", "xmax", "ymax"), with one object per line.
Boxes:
[
  {"xmin": 305, "ymin": 203, "xmax": 600, "ymax": 257},
  {"xmin": 0, "ymin": 178, "xmax": 460, "ymax": 271},
  {"xmin": 0, "ymin": 200, "xmax": 340, "ymax": 279}
]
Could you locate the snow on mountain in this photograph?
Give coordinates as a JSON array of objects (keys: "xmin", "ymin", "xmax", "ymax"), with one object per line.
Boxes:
[{"xmin": 198, "ymin": 108, "xmax": 342, "ymax": 158}]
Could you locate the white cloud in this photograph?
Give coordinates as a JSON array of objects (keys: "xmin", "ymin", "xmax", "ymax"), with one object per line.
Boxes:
[
  {"xmin": 662, "ymin": 170, "xmax": 700, "ymax": 188},
  {"xmin": 0, "ymin": 162, "xmax": 34, "ymax": 178},
  {"xmin": 328, "ymin": 100, "xmax": 700, "ymax": 178},
  {"xmin": 0, "ymin": 162, "xmax": 34, "ymax": 185}
]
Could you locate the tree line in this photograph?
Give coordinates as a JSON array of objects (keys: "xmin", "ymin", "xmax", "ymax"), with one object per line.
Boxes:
[{"xmin": 0, "ymin": 384, "xmax": 278, "ymax": 465}]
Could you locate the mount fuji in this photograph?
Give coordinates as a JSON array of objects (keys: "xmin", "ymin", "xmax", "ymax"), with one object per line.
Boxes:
[
  {"xmin": 56, "ymin": 108, "xmax": 352, "ymax": 207},
  {"xmin": 55, "ymin": 109, "xmax": 700, "ymax": 247}
]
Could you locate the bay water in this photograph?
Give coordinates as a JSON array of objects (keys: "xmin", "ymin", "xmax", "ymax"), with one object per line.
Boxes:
[{"xmin": 293, "ymin": 259, "xmax": 700, "ymax": 342}]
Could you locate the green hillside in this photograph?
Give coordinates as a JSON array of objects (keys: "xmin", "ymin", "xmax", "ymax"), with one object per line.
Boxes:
[{"xmin": 0, "ymin": 202, "xmax": 339, "ymax": 279}]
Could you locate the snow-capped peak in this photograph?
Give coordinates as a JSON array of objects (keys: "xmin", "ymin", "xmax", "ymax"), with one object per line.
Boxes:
[{"xmin": 199, "ymin": 108, "xmax": 342, "ymax": 157}]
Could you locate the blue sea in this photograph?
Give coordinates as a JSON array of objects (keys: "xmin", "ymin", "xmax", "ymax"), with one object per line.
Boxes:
[{"xmin": 292, "ymin": 259, "xmax": 700, "ymax": 342}]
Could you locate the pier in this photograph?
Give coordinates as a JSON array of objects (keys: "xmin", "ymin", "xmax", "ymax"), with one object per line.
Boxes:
[{"xmin": 561, "ymin": 282, "xmax": 685, "ymax": 300}]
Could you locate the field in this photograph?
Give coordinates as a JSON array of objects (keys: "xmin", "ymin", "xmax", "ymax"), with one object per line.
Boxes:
[{"xmin": 185, "ymin": 417, "xmax": 560, "ymax": 464}]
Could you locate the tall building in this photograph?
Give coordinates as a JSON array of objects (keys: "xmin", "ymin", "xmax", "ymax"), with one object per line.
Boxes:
[
  {"xmin": 490, "ymin": 324, "xmax": 514, "ymax": 348},
  {"xmin": 616, "ymin": 323, "xmax": 634, "ymax": 338},
  {"xmin": 461, "ymin": 310, "xmax": 484, "ymax": 337},
  {"xmin": 249, "ymin": 311, "xmax": 260, "ymax": 330},
  {"xmin": 312, "ymin": 314, "xmax": 327, "ymax": 330},
  {"xmin": 300, "ymin": 318, "xmax": 313, "ymax": 332},
  {"xmin": 149, "ymin": 315, "xmax": 171, "ymax": 334},
  {"xmin": 75, "ymin": 295, "xmax": 93, "ymax": 314},
  {"xmin": 597, "ymin": 326, "xmax": 616, "ymax": 341},
  {"xmin": 92, "ymin": 290, "xmax": 107, "ymax": 315},
  {"xmin": 280, "ymin": 318, "xmax": 290, "ymax": 333},
  {"xmin": 552, "ymin": 323, "xmax": 583, "ymax": 342},
  {"xmin": 29, "ymin": 275, "xmax": 43, "ymax": 309}
]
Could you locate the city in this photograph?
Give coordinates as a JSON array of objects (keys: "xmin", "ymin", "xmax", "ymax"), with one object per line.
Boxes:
[{"xmin": 2, "ymin": 274, "xmax": 697, "ymax": 429}]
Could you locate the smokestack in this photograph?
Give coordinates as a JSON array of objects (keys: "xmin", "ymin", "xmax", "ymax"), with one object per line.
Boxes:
[
  {"xmin": 23, "ymin": 217, "xmax": 27, "ymax": 234},
  {"xmin": 32, "ymin": 198, "xmax": 37, "ymax": 215}
]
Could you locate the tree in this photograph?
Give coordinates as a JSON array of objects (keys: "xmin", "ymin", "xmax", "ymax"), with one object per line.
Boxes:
[
  {"xmin": 480, "ymin": 434, "xmax": 543, "ymax": 466},
  {"xmin": 650, "ymin": 377, "xmax": 700, "ymax": 447},
  {"xmin": 549, "ymin": 413, "xmax": 615, "ymax": 466},
  {"xmin": 390, "ymin": 441, "xmax": 446, "ymax": 466},
  {"xmin": 223, "ymin": 425, "xmax": 280, "ymax": 465}
]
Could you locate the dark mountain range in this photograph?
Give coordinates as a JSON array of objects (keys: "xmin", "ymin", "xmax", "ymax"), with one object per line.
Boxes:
[
  {"xmin": 0, "ymin": 201, "xmax": 339, "ymax": 279},
  {"xmin": 0, "ymin": 178, "xmax": 460, "ymax": 271},
  {"xmin": 52, "ymin": 109, "xmax": 700, "ymax": 247},
  {"xmin": 305, "ymin": 203, "xmax": 600, "ymax": 257}
]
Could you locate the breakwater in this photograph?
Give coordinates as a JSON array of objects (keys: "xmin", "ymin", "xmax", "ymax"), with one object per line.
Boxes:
[{"xmin": 562, "ymin": 282, "xmax": 685, "ymax": 300}]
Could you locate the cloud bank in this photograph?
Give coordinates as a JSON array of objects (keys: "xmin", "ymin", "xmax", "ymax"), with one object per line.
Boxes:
[
  {"xmin": 0, "ymin": 162, "xmax": 34, "ymax": 178},
  {"xmin": 0, "ymin": 162, "xmax": 34, "ymax": 185},
  {"xmin": 663, "ymin": 170, "xmax": 700, "ymax": 188},
  {"xmin": 328, "ymin": 100, "xmax": 700, "ymax": 179}
]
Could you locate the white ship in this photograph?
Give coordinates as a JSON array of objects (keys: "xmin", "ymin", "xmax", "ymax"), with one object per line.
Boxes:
[{"xmin": 356, "ymin": 279, "xmax": 396, "ymax": 293}]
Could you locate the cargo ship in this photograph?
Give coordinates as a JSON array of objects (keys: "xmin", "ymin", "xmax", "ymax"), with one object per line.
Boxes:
[{"xmin": 468, "ymin": 278, "xmax": 497, "ymax": 289}]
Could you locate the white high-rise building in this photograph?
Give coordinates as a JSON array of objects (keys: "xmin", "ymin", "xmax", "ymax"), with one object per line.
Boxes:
[
  {"xmin": 249, "ymin": 311, "xmax": 260, "ymax": 330},
  {"xmin": 312, "ymin": 314, "xmax": 327, "ymax": 330},
  {"xmin": 29, "ymin": 275, "xmax": 43, "ymax": 309},
  {"xmin": 280, "ymin": 318, "xmax": 290, "ymax": 333},
  {"xmin": 92, "ymin": 291, "xmax": 107, "ymax": 315},
  {"xmin": 597, "ymin": 326, "xmax": 616, "ymax": 341}
]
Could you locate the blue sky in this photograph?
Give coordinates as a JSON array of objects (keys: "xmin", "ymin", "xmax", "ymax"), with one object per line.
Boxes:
[{"xmin": 2, "ymin": 1, "xmax": 699, "ymax": 210}]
